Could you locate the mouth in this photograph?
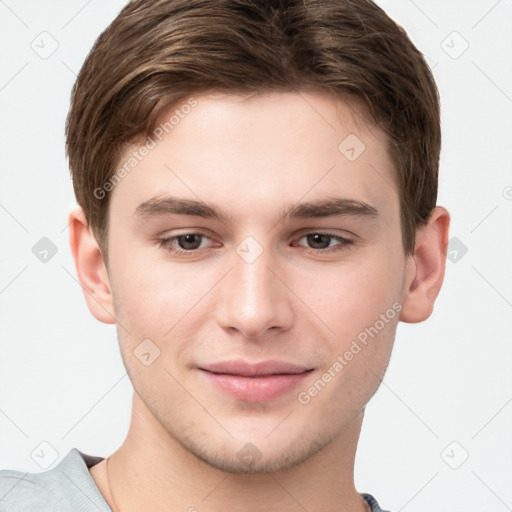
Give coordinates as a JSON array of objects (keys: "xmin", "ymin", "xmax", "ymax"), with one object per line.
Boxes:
[{"xmin": 198, "ymin": 360, "xmax": 314, "ymax": 402}]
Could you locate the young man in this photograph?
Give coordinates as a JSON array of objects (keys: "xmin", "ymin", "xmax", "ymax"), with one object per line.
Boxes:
[{"xmin": 0, "ymin": 0, "xmax": 450, "ymax": 510}]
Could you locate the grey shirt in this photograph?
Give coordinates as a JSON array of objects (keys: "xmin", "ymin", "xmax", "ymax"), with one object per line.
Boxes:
[{"xmin": 0, "ymin": 448, "xmax": 391, "ymax": 511}]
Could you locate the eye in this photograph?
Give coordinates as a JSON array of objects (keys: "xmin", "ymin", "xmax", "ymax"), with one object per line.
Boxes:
[
  {"xmin": 157, "ymin": 232, "xmax": 214, "ymax": 255},
  {"xmin": 295, "ymin": 232, "xmax": 354, "ymax": 253},
  {"xmin": 157, "ymin": 231, "xmax": 354, "ymax": 257}
]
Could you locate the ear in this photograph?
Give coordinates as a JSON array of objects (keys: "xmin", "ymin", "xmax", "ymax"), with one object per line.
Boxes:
[
  {"xmin": 400, "ymin": 206, "xmax": 451, "ymax": 323},
  {"xmin": 68, "ymin": 207, "xmax": 116, "ymax": 324}
]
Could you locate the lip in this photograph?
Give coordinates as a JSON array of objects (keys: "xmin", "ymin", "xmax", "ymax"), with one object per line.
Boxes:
[
  {"xmin": 198, "ymin": 360, "xmax": 313, "ymax": 402},
  {"xmin": 200, "ymin": 359, "xmax": 311, "ymax": 376}
]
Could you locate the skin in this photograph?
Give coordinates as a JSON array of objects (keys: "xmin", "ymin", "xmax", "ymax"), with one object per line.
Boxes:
[{"xmin": 70, "ymin": 91, "xmax": 450, "ymax": 512}]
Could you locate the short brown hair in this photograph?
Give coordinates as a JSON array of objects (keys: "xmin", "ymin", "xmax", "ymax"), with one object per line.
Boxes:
[{"xmin": 66, "ymin": 0, "xmax": 440, "ymax": 259}]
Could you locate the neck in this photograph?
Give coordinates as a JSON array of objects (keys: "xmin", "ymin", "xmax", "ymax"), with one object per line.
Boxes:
[{"xmin": 105, "ymin": 393, "xmax": 368, "ymax": 512}]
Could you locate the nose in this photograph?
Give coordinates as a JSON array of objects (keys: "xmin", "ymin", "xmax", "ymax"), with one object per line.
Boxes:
[{"xmin": 215, "ymin": 242, "xmax": 294, "ymax": 340}]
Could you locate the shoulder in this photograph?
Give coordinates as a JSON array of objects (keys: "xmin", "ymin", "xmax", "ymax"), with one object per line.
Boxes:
[
  {"xmin": 0, "ymin": 448, "xmax": 111, "ymax": 512},
  {"xmin": 361, "ymin": 492, "xmax": 393, "ymax": 512}
]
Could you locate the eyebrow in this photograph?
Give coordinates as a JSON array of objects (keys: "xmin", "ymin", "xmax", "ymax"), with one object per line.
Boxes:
[{"xmin": 134, "ymin": 195, "xmax": 379, "ymax": 223}]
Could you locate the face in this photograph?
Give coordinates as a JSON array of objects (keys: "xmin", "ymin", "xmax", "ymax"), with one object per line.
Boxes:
[{"xmin": 104, "ymin": 91, "xmax": 409, "ymax": 473}]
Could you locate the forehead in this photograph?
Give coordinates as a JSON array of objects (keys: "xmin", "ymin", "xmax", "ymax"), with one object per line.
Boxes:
[{"xmin": 110, "ymin": 91, "xmax": 398, "ymax": 228}]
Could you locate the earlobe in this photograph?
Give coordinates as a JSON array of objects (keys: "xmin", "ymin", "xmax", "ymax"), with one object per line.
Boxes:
[
  {"xmin": 399, "ymin": 206, "xmax": 451, "ymax": 323},
  {"xmin": 68, "ymin": 207, "xmax": 116, "ymax": 324}
]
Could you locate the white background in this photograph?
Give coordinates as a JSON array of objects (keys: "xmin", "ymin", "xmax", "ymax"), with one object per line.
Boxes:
[{"xmin": 0, "ymin": 1, "xmax": 510, "ymax": 510}]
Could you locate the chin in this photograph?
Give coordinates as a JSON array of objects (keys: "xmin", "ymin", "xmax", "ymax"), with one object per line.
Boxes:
[
  {"xmin": 193, "ymin": 442, "xmax": 320, "ymax": 475},
  {"xmin": 174, "ymin": 423, "xmax": 334, "ymax": 475}
]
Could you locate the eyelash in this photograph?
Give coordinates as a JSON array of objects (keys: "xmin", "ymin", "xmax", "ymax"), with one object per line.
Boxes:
[{"xmin": 156, "ymin": 231, "xmax": 354, "ymax": 256}]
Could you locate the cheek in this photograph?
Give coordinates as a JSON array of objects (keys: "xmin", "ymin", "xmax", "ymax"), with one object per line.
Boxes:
[
  {"xmin": 108, "ymin": 253, "xmax": 219, "ymax": 377},
  {"xmin": 109, "ymin": 253, "xmax": 185, "ymax": 332},
  {"xmin": 294, "ymin": 246, "xmax": 404, "ymax": 341}
]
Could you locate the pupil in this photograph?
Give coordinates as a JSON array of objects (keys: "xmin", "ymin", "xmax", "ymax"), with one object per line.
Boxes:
[
  {"xmin": 179, "ymin": 234, "xmax": 201, "ymax": 249},
  {"xmin": 308, "ymin": 234, "xmax": 330, "ymax": 249}
]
